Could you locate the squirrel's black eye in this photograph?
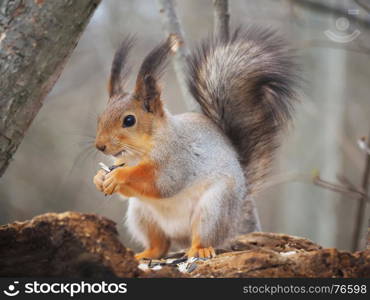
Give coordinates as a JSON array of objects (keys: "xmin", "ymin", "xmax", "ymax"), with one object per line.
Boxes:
[{"xmin": 123, "ymin": 115, "xmax": 136, "ymax": 128}]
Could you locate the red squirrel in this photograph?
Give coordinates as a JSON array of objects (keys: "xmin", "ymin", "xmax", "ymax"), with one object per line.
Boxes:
[{"xmin": 93, "ymin": 27, "xmax": 297, "ymax": 260}]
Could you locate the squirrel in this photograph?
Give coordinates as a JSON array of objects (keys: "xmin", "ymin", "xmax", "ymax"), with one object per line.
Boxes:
[{"xmin": 93, "ymin": 27, "xmax": 297, "ymax": 260}]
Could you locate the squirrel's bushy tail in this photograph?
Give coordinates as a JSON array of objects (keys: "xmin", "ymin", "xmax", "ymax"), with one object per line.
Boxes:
[{"xmin": 187, "ymin": 27, "xmax": 298, "ymax": 193}]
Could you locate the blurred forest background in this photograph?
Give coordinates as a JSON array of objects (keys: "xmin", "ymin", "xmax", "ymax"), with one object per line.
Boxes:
[{"xmin": 1, "ymin": 0, "xmax": 370, "ymax": 251}]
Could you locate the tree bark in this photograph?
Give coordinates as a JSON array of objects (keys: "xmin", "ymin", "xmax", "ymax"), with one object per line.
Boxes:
[
  {"xmin": 0, "ymin": 212, "xmax": 368, "ymax": 277},
  {"xmin": 0, "ymin": 212, "xmax": 141, "ymax": 277},
  {"xmin": 0, "ymin": 0, "xmax": 101, "ymax": 177},
  {"xmin": 353, "ymin": 133, "xmax": 370, "ymax": 250}
]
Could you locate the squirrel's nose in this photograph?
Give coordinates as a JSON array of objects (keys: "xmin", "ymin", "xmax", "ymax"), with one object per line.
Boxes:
[{"xmin": 96, "ymin": 144, "xmax": 106, "ymax": 152}]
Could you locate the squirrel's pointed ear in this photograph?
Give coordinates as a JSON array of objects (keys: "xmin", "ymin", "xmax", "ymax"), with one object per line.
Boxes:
[
  {"xmin": 134, "ymin": 35, "xmax": 178, "ymax": 113},
  {"xmin": 108, "ymin": 36, "xmax": 135, "ymax": 99}
]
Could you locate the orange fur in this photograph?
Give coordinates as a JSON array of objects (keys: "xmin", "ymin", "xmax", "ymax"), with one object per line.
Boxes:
[
  {"xmin": 135, "ymin": 222, "xmax": 170, "ymax": 260},
  {"xmin": 186, "ymin": 223, "xmax": 216, "ymax": 258},
  {"xmin": 114, "ymin": 161, "xmax": 161, "ymax": 199}
]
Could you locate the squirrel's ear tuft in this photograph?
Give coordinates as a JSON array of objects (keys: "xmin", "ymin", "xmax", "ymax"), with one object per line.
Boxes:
[
  {"xmin": 108, "ymin": 36, "xmax": 135, "ymax": 98},
  {"xmin": 134, "ymin": 36, "xmax": 177, "ymax": 113}
]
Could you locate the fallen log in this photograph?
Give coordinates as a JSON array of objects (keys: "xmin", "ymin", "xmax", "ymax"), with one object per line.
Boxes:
[{"xmin": 0, "ymin": 212, "xmax": 368, "ymax": 278}]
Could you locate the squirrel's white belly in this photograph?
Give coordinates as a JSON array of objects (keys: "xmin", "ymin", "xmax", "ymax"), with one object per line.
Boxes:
[{"xmin": 130, "ymin": 180, "xmax": 211, "ymax": 248}]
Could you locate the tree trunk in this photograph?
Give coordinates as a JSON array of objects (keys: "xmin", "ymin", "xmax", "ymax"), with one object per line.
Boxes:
[
  {"xmin": 213, "ymin": 0, "xmax": 229, "ymax": 40},
  {"xmin": 157, "ymin": 0, "xmax": 199, "ymax": 112},
  {"xmin": 0, "ymin": 0, "xmax": 101, "ymax": 177}
]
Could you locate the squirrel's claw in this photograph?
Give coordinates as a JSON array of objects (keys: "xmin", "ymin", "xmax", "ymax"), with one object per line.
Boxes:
[
  {"xmin": 186, "ymin": 246, "xmax": 216, "ymax": 259},
  {"xmin": 102, "ymin": 168, "xmax": 125, "ymax": 195},
  {"xmin": 102, "ymin": 175, "xmax": 117, "ymax": 195}
]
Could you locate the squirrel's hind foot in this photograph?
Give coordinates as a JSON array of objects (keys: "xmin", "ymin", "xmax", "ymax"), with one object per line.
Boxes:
[{"xmin": 186, "ymin": 246, "xmax": 216, "ymax": 259}]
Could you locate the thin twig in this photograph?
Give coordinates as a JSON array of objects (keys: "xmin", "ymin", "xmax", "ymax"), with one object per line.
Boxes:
[
  {"xmin": 352, "ymin": 133, "xmax": 370, "ymax": 251},
  {"xmin": 337, "ymin": 174, "xmax": 363, "ymax": 194},
  {"xmin": 156, "ymin": 0, "xmax": 199, "ymax": 112},
  {"xmin": 258, "ymin": 172, "xmax": 311, "ymax": 191},
  {"xmin": 258, "ymin": 171, "xmax": 370, "ymax": 204},
  {"xmin": 213, "ymin": 0, "xmax": 230, "ymax": 40},
  {"xmin": 313, "ymin": 175, "xmax": 370, "ymax": 202}
]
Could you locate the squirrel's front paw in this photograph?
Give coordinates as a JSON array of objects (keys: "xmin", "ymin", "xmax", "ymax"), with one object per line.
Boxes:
[
  {"xmin": 93, "ymin": 169, "xmax": 107, "ymax": 192},
  {"xmin": 102, "ymin": 168, "xmax": 126, "ymax": 195}
]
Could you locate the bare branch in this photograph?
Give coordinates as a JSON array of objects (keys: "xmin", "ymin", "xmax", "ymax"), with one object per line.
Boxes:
[
  {"xmin": 213, "ymin": 0, "xmax": 230, "ymax": 40},
  {"xmin": 352, "ymin": 133, "xmax": 370, "ymax": 251},
  {"xmin": 0, "ymin": 0, "xmax": 101, "ymax": 177},
  {"xmin": 337, "ymin": 174, "xmax": 363, "ymax": 194},
  {"xmin": 156, "ymin": 0, "xmax": 199, "ymax": 112},
  {"xmin": 367, "ymin": 219, "xmax": 370, "ymax": 250},
  {"xmin": 313, "ymin": 175, "xmax": 370, "ymax": 202}
]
